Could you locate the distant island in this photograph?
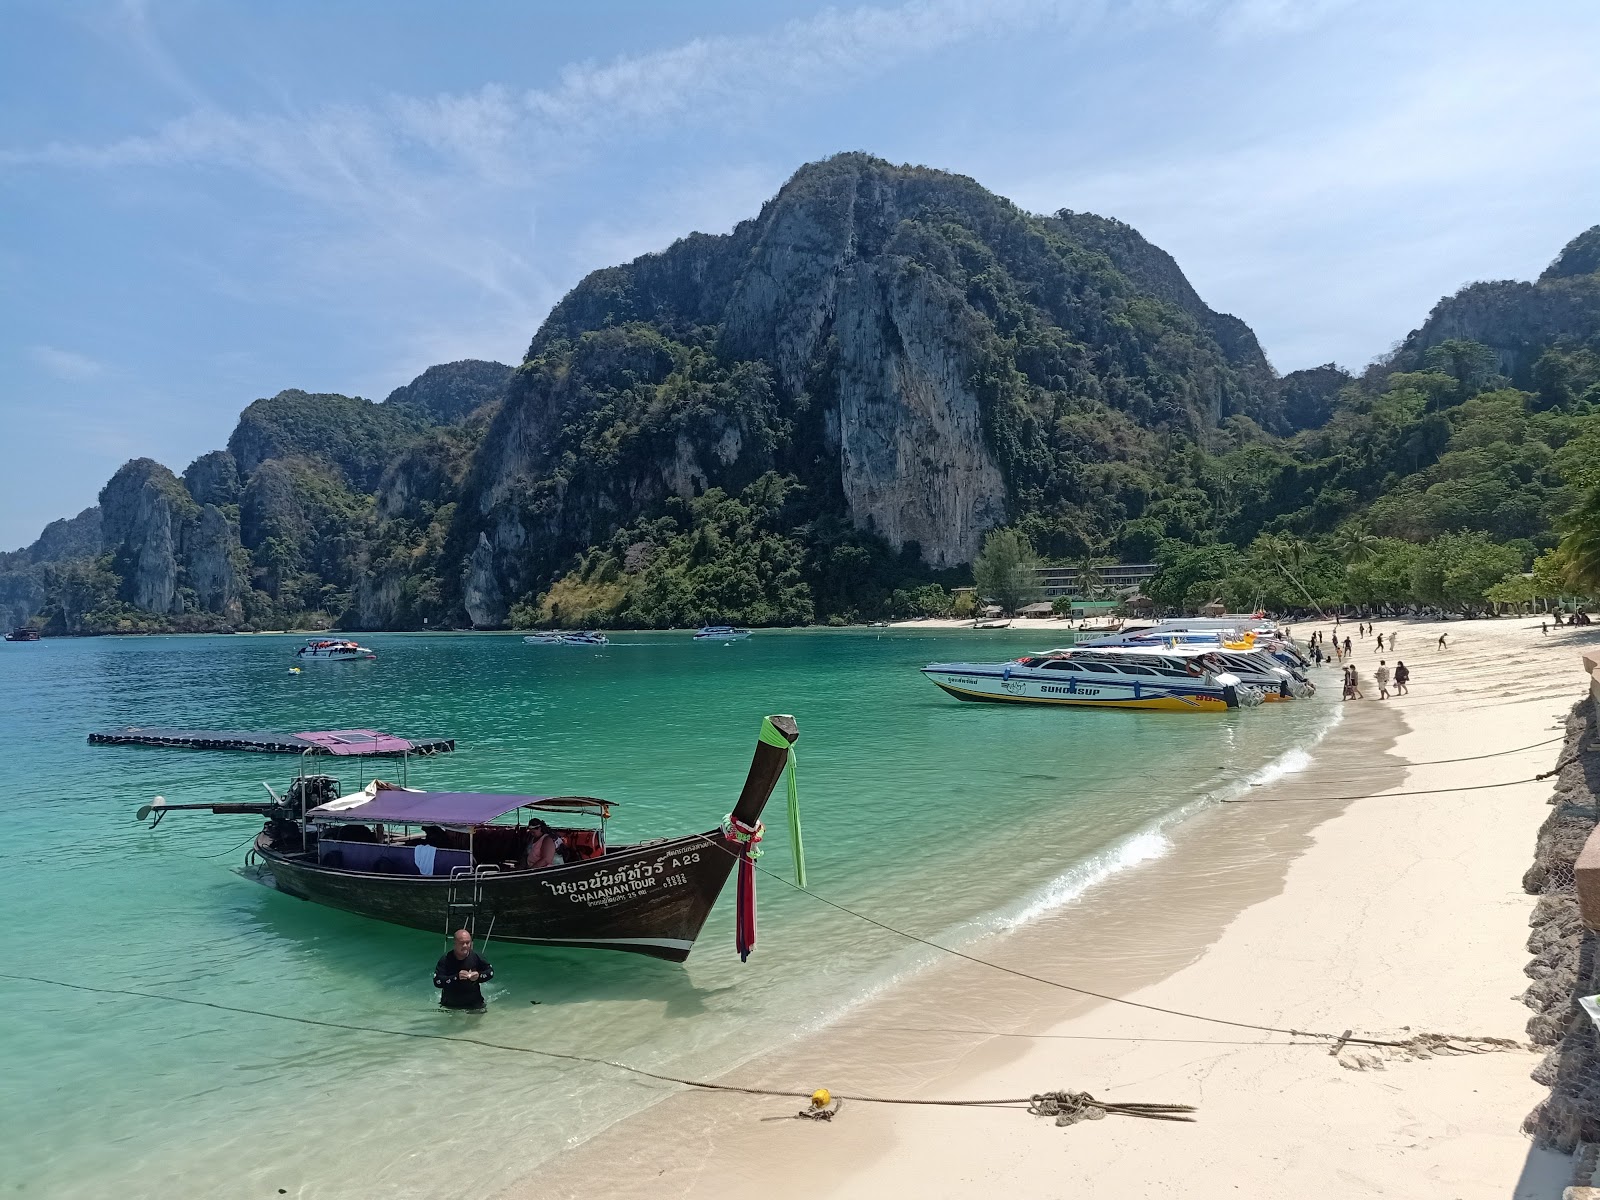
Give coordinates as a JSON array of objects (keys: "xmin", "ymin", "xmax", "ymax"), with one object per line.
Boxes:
[{"xmin": 4, "ymin": 153, "xmax": 1599, "ymax": 636}]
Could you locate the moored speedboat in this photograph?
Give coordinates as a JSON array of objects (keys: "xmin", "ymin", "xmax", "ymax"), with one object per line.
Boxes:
[
  {"xmin": 3, "ymin": 627, "xmax": 41, "ymax": 642},
  {"xmin": 694, "ymin": 625, "xmax": 751, "ymax": 641},
  {"xmin": 523, "ymin": 631, "xmax": 610, "ymax": 646},
  {"xmin": 922, "ymin": 647, "xmax": 1264, "ymax": 710},
  {"xmin": 296, "ymin": 638, "xmax": 377, "ymax": 662},
  {"xmin": 137, "ymin": 714, "xmax": 802, "ymax": 963}
]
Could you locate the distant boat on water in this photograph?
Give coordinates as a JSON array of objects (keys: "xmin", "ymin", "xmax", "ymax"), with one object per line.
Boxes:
[
  {"xmin": 3, "ymin": 627, "xmax": 41, "ymax": 642},
  {"xmin": 523, "ymin": 631, "xmax": 609, "ymax": 646},
  {"xmin": 694, "ymin": 625, "xmax": 751, "ymax": 641},
  {"xmin": 296, "ymin": 638, "xmax": 377, "ymax": 662}
]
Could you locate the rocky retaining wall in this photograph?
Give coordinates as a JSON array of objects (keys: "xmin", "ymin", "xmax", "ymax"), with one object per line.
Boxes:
[{"xmin": 1522, "ymin": 697, "xmax": 1600, "ymax": 1188}]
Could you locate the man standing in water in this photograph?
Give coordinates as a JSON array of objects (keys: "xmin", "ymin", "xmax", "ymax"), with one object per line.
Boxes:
[
  {"xmin": 434, "ymin": 928, "xmax": 493, "ymax": 1011},
  {"xmin": 1375, "ymin": 659, "xmax": 1391, "ymax": 699}
]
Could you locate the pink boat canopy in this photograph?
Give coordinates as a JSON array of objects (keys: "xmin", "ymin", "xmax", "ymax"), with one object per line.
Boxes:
[{"xmin": 294, "ymin": 729, "xmax": 420, "ymax": 756}]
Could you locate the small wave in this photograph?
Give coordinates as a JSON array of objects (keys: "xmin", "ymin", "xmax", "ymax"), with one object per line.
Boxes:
[{"xmin": 980, "ymin": 827, "xmax": 1174, "ymax": 937}]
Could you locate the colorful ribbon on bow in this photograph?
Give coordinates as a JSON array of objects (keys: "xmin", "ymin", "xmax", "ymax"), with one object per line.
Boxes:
[
  {"xmin": 725, "ymin": 815, "xmax": 763, "ymax": 962},
  {"xmin": 756, "ymin": 716, "xmax": 804, "ymax": 888}
]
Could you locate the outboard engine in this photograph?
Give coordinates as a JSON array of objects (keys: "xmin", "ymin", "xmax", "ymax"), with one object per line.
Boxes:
[
  {"xmin": 1214, "ymin": 671, "xmax": 1243, "ymax": 709},
  {"xmin": 287, "ymin": 774, "xmax": 341, "ymax": 809}
]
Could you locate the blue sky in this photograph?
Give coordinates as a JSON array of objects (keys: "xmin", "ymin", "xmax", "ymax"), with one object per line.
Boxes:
[{"xmin": 2, "ymin": 0, "xmax": 1597, "ymax": 549}]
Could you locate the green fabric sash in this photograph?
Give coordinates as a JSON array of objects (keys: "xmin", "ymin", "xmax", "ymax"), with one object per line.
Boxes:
[{"xmin": 757, "ymin": 717, "xmax": 805, "ymax": 887}]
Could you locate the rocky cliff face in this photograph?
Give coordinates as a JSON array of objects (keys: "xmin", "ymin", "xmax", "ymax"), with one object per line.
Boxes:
[
  {"xmin": 453, "ymin": 154, "xmax": 1278, "ymax": 623},
  {"xmin": 99, "ymin": 459, "xmax": 191, "ymax": 614},
  {"xmin": 832, "ymin": 259, "xmax": 1005, "ymax": 566}
]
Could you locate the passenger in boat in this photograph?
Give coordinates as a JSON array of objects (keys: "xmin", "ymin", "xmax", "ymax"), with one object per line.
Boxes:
[
  {"xmin": 434, "ymin": 929, "xmax": 493, "ymax": 1011},
  {"xmin": 525, "ymin": 820, "xmax": 566, "ymax": 870}
]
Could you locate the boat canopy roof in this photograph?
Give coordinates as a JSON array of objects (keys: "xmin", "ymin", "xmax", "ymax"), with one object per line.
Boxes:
[
  {"xmin": 295, "ymin": 729, "xmax": 422, "ymax": 756},
  {"xmin": 1039, "ymin": 645, "xmax": 1216, "ymax": 658},
  {"xmin": 306, "ymin": 787, "xmax": 613, "ymax": 828}
]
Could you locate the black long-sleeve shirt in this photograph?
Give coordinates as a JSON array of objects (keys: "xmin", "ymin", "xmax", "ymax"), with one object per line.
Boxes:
[{"xmin": 433, "ymin": 950, "xmax": 493, "ymax": 1009}]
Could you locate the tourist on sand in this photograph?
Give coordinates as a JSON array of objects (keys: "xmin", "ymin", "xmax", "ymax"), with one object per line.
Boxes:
[
  {"xmin": 1438, "ymin": 633, "xmax": 1448, "ymax": 650},
  {"xmin": 1376, "ymin": 632, "xmax": 1385, "ymax": 651},
  {"xmin": 1393, "ymin": 661, "xmax": 1409, "ymax": 695},
  {"xmin": 434, "ymin": 928, "xmax": 493, "ymax": 1012},
  {"xmin": 1343, "ymin": 636, "xmax": 1353, "ymax": 657},
  {"xmin": 1543, "ymin": 621, "xmax": 1549, "ymax": 636},
  {"xmin": 1342, "ymin": 664, "xmax": 1363, "ymax": 701},
  {"xmin": 1375, "ymin": 659, "xmax": 1391, "ymax": 699},
  {"xmin": 1390, "ymin": 631, "xmax": 1398, "ymax": 649}
]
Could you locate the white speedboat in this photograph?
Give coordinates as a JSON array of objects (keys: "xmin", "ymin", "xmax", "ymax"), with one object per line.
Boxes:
[
  {"xmin": 921, "ymin": 646, "xmax": 1264, "ymax": 711},
  {"xmin": 694, "ymin": 626, "xmax": 751, "ymax": 641},
  {"xmin": 523, "ymin": 631, "xmax": 609, "ymax": 646},
  {"xmin": 296, "ymin": 638, "xmax": 377, "ymax": 662}
]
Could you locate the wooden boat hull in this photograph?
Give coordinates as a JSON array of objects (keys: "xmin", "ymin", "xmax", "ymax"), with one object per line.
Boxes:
[{"xmin": 254, "ymin": 830, "xmax": 738, "ymax": 962}]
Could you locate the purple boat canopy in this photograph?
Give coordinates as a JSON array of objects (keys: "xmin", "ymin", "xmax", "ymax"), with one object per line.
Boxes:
[
  {"xmin": 294, "ymin": 729, "xmax": 421, "ymax": 756},
  {"xmin": 308, "ymin": 787, "xmax": 553, "ymax": 828}
]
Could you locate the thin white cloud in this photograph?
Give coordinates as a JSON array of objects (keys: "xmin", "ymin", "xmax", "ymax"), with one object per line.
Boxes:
[
  {"xmin": 30, "ymin": 345, "xmax": 106, "ymax": 381},
  {"xmin": 0, "ymin": 0, "xmax": 1362, "ymax": 401}
]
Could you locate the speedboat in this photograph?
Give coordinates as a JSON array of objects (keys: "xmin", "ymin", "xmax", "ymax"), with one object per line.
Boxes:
[
  {"xmin": 296, "ymin": 638, "xmax": 377, "ymax": 662},
  {"xmin": 694, "ymin": 625, "xmax": 751, "ymax": 641},
  {"xmin": 922, "ymin": 646, "xmax": 1265, "ymax": 710},
  {"xmin": 3, "ymin": 627, "xmax": 41, "ymax": 642},
  {"xmin": 523, "ymin": 631, "xmax": 610, "ymax": 646},
  {"xmin": 1064, "ymin": 642, "xmax": 1311, "ymax": 699}
]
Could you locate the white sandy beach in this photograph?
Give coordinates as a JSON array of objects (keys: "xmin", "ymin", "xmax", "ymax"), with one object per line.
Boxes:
[{"xmin": 512, "ymin": 615, "xmax": 1595, "ymax": 1200}]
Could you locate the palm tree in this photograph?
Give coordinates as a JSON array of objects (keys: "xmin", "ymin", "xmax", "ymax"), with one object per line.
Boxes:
[
  {"xmin": 1255, "ymin": 533, "xmax": 1325, "ymax": 616},
  {"xmin": 1075, "ymin": 555, "xmax": 1105, "ymax": 601},
  {"xmin": 1558, "ymin": 485, "xmax": 1600, "ymax": 595},
  {"xmin": 1332, "ymin": 526, "xmax": 1379, "ymax": 569}
]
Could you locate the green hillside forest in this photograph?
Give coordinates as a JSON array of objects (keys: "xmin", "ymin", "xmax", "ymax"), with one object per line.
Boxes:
[{"xmin": 4, "ymin": 157, "xmax": 1600, "ymax": 634}]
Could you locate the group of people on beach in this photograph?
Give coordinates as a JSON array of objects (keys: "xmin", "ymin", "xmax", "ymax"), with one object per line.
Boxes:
[{"xmin": 1308, "ymin": 622, "xmax": 1414, "ymax": 701}]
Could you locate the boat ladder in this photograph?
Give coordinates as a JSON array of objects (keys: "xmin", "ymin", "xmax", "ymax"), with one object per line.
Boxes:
[{"xmin": 444, "ymin": 864, "xmax": 498, "ymax": 937}]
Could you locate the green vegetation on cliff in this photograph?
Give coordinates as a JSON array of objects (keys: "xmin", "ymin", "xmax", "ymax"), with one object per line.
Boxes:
[{"xmin": 5, "ymin": 162, "xmax": 1598, "ymax": 634}]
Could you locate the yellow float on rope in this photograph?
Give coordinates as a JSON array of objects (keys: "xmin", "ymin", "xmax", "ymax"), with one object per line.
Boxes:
[{"xmin": 811, "ymin": 1088, "xmax": 832, "ymax": 1109}]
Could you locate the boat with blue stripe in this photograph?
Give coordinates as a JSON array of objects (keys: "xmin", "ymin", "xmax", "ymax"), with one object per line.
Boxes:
[{"xmin": 921, "ymin": 646, "xmax": 1265, "ymax": 711}]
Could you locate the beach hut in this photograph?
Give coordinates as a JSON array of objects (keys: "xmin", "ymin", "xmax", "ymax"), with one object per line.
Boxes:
[
  {"xmin": 1017, "ymin": 602, "xmax": 1055, "ymax": 619},
  {"xmin": 1199, "ymin": 599, "xmax": 1226, "ymax": 617}
]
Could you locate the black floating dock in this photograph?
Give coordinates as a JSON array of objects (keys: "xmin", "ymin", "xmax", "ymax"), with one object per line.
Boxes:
[{"xmin": 88, "ymin": 727, "xmax": 455, "ymax": 757}]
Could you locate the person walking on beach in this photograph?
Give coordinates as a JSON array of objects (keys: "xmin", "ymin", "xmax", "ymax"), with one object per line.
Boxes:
[
  {"xmin": 1375, "ymin": 660, "xmax": 1391, "ymax": 699},
  {"xmin": 1543, "ymin": 621, "xmax": 1549, "ymax": 635},
  {"xmin": 1376, "ymin": 632, "xmax": 1385, "ymax": 651},
  {"xmin": 1393, "ymin": 661, "xmax": 1410, "ymax": 695},
  {"xmin": 434, "ymin": 928, "xmax": 493, "ymax": 1011},
  {"xmin": 1438, "ymin": 632, "xmax": 1448, "ymax": 650},
  {"xmin": 1390, "ymin": 630, "xmax": 1398, "ymax": 649},
  {"xmin": 1343, "ymin": 635, "xmax": 1352, "ymax": 657}
]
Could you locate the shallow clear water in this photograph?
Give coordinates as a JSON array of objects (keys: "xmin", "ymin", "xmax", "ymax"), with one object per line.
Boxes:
[{"xmin": 0, "ymin": 630, "xmax": 1335, "ymax": 1197}]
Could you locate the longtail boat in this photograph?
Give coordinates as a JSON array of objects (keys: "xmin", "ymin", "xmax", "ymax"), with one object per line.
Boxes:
[{"xmin": 137, "ymin": 715, "xmax": 800, "ymax": 962}]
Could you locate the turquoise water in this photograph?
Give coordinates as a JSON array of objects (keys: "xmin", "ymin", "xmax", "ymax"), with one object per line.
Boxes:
[{"xmin": 0, "ymin": 631, "xmax": 1334, "ymax": 1198}]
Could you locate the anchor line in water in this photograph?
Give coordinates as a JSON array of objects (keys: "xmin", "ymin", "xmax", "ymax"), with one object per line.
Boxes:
[{"xmin": 0, "ymin": 972, "xmax": 1189, "ymax": 1120}]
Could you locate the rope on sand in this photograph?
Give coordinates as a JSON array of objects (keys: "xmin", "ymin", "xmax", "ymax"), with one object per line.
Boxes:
[
  {"xmin": 0, "ymin": 972, "xmax": 1190, "ymax": 1130},
  {"xmin": 693, "ymin": 840, "xmax": 1536, "ymax": 1062}
]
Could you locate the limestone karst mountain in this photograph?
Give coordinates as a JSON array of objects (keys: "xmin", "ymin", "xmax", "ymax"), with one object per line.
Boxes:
[{"xmin": 4, "ymin": 157, "xmax": 1597, "ymax": 633}]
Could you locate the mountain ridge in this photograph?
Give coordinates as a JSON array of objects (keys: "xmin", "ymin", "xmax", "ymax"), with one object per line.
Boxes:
[{"xmin": 4, "ymin": 156, "xmax": 1597, "ymax": 633}]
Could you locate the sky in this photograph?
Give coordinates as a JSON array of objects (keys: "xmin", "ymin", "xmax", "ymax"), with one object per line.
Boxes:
[{"xmin": 2, "ymin": 0, "xmax": 1598, "ymax": 549}]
